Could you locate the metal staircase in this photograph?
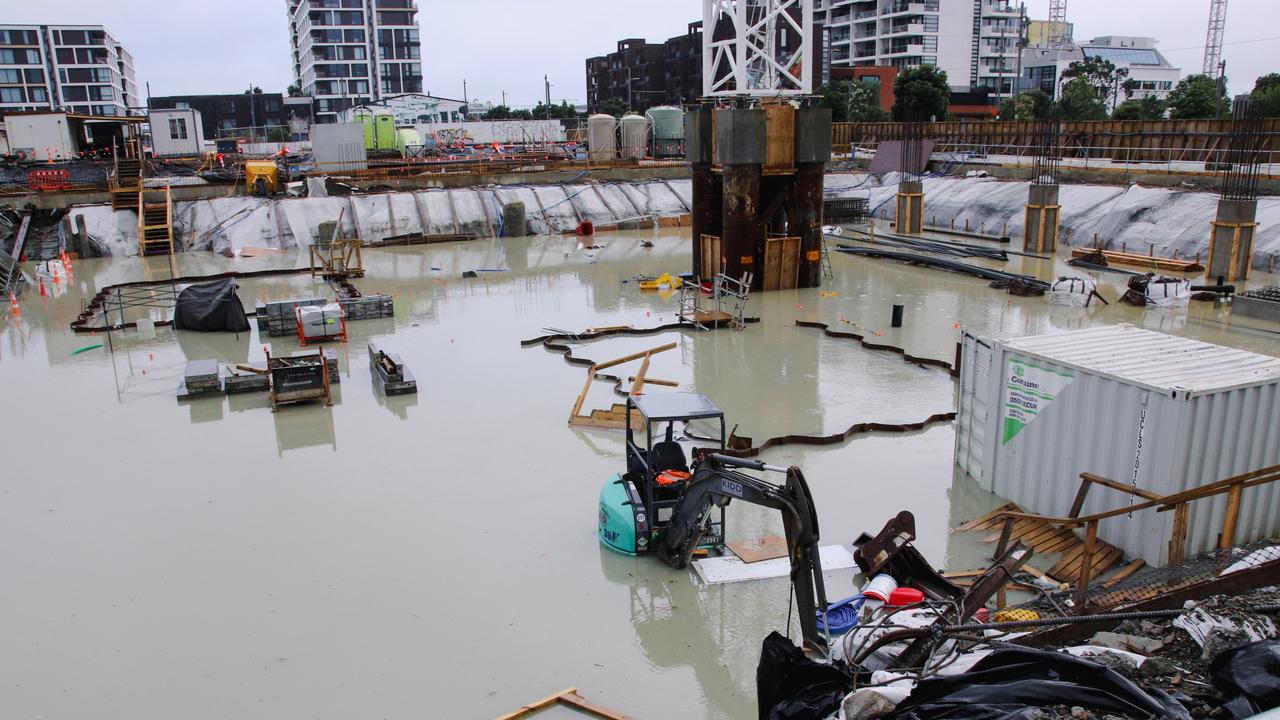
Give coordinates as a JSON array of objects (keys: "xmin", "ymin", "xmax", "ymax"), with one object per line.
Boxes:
[
  {"xmin": 110, "ymin": 146, "xmax": 143, "ymax": 211},
  {"xmin": 0, "ymin": 213, "xmax": 30, "ymax": 296},
  {"xmin": 138, "ymin": 186, "xmax": 175, "ymax": 256}
]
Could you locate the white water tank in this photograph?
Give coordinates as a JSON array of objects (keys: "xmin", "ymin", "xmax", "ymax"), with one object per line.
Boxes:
[
  {"xmin": 645, "ymin": 106, "xmax": 683, "ymax": 158},
  {"xmin": 587, "ymin": 114, "xmax": 618, "ymax": 161},
  {"xmin": 619, "ymin": 113, "xmax": 650, "ymax": 160}
]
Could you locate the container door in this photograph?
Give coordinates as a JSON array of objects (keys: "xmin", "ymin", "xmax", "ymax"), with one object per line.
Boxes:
[{"xmin": 955, "ymin": 333, "xmax": 994, "ymax": 481}]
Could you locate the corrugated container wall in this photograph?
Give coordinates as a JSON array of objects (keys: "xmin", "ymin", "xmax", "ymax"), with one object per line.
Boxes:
[{"xmin": 956, "ymin": 324, "xmax": 1280, "ymax": 567}]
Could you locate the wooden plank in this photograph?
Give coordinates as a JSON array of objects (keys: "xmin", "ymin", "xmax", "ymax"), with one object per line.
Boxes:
[
  {"xmin": 558, "ymin": 691, "xmax": 632, "ymax": 720},
  {"xmin": 630, "ymin": 352, "xmax": 653, "ymax": 396},
  {"xmin": 1068, "ymin": 478, "xmax": 1092, "ymax": 518},
  {"xmin": 1168, "ymin": 503, "xmax": 1190, "ymax": 565},
  {"xmin": 1069, "ymin": 247, "xmax": 1203, "ymax": 272},
  {"xmin": 1081, "ymin": 472, "xmax": 1161, "ymax": 501},
  {"xmin": 728, "ymin": 535, "xmax": 788, "ymax": 563},
  {"xmin": 1102, "ymin": 559, "xmax": 1146, "ymax": 588},
  {"xmin": 1220, "ymin": 482, "xmax": 1244, "ymax": 549},
  {"xmin": 780, "ymin": 236, "xmax": 801, "ymax": 290},
  {"xmin": 956, "ymin": 503, "xmax": 1019, "ymax": 532},
  {"xmin": 763, "ymin": 237, "xmax": 782, "ymax": 292}
]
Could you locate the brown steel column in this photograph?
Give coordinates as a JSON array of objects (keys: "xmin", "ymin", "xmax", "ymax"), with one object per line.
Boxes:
[
  {"xmin": 794, "ymin": 163, "xmax": 824, "ymax": 288},
  {"xmin": 721, "ymin": 163, "xmax": 761, "ymax": 285},
  {"xmin": 690, "ymin": 162, "xmax": 721, "ymax": 279}
]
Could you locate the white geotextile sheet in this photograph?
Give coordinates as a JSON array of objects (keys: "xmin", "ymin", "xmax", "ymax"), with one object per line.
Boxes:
[{"xmin": 693, "ymin": 544, "xmax": 855, "ymax": 585}]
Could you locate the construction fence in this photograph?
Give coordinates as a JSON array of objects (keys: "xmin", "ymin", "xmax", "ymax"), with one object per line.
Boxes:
[{"xmin": 833, "ymin": 118, "xmax": 1280, "ymax": 172}]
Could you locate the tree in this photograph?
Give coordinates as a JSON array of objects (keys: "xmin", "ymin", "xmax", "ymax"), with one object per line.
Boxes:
[
  {"xmin": 286, "ymin": 83, "xmax": 303, "ymax": 97},
  {"xmin": 1167, "ymin": 74, "xmax": 1229, "ymax": 120},
  {"xmin": 481, "ymin": 105, "xmax": 514, "ymax": 120},
  {"xmin": 1111, "ymin": 95, "xmax": 1167, "ymax": 120},
  {"xmin": 1250, "ymin": 73, "xmax": 1280, "ymax": 117},
  {"xmin": 597, "ymin": 97, "xmax": 629, "ymax": 118},
  {"xmin": 892, "ymin": 65, "xmax": 949, "ymax": 122},
  {"xmin": 816, "ymin": 80, "xmax": 889, "ymax": 122},
  {"xmin": 1014, "ymin": 90, "xmax": 1051, "ymax": 121},
  {"xmin": 1060, "ymin": 56, "xmax": 1128, "ymax": 110},
  {"xmin": 1055, "ymin": 77, "xmax": 1107, "ymax": 121},
  {"xmin": 531, "ymin": 100, "xmax": 581, "ymax": 120},
  {"xmin": 997, "ymin": 96, "xmax": 1017, "ymax": 120}
]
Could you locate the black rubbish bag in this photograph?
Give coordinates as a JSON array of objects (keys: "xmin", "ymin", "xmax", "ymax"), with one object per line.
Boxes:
[
  {"xmin": 1209, "ymin": 640, "xmax": 1280, "ymax": 719},
  {"xmin": 888, "ymin": 647, "xmax": 1190, "ymax": 720},
  {"xmin": 173, "ymin": 278, "xmax": 250, "ymax": 333},
  {"xmin": 757, "ymin": 631, "xmax": 851, "ymax": 720}
]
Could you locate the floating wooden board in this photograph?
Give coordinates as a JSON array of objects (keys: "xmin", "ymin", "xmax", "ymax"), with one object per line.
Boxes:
[
  {"xmin": 727, "ymin": 535, "xmax": 789, "ymax": 564},
  {"xmin": 1070, "ymin": 248, "xmax": 1204, "ymax": 272},
  {"xmin": 496, "ymin": 687, "xmax": 629, "ymax": 720}
]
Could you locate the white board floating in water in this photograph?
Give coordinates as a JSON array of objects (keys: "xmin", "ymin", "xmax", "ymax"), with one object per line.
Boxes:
[{"xmin": 693, "ymin": 545, "xmax": 855, "ymax": 585}]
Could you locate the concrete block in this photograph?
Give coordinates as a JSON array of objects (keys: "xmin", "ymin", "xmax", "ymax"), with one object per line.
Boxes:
[
  {"xmin": 685, "ymin": 108, "xmax": 713, "ymax": 164},
  {"xmin": 795, "ymin": 107, "xmax": 833, "ymax": 164}
]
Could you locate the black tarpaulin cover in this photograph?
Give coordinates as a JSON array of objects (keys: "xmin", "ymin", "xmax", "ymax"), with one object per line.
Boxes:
[
  {"xmin": 173, "ymin": 278, "xmax": 250, "ymax": 333},
  {"xmin": 887, "ymin": 648, "xmax": 1190, "ymax": 720},
  {"xmin": 1210, "ymin": 640, "xmax": 1280, "ymax": 718},
  {"xmin": 757, "ymin": 631, "xmax": 851, "ymax": 720}
]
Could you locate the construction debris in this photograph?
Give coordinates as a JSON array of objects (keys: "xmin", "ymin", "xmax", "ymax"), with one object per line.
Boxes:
[
  {"xmin": 177, "ymin": 359, "xmax": 221, "ymax": 400},
  {"xmin": 1070, "ymin": 247, "xmax": 1205, "ymax": 273},
  {"xmin": 368, "ymin": 341, "xmax": 417, "ymax": 395}
]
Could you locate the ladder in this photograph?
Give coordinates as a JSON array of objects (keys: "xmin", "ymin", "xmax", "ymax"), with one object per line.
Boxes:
[
  {"xmin": 820, "ymin": 233, "xmax": 834, "ymax": 279},
  {"xmin": 110, "ymin": 147, "xmax": 144, "ymax": 211},
  {"xmin": 138, "ymin": 186, "xmax": 175, "ymax": 256}
]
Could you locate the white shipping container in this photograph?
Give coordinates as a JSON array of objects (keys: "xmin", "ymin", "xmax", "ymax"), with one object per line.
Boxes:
[
  {"xmin": 956, "ymin": 324, "xmax": 1280, "ymax": 567},
  {"xmin": 3, "ymin": 112, "xmax": 77, "ymax": 161}
]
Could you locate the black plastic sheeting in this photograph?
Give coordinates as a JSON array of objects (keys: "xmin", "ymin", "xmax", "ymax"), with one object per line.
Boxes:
[
  {"xmin": 757, "ymin": 632, "xmax": 851, "ymax": 720},
  {"xmin": 886, "ymin": 648, "xmax": 1191, "ymax": 720},
  {"xmin": 173, "ymin": 278, "xmax": 250, "ymax": 333},
  {"xmin": 1210, "ymin": 640, "xmax": 1280, "ymax": 719}
]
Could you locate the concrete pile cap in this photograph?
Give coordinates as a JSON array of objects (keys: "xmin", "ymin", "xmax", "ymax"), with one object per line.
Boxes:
[{"xmin": 995, "ymin": 323, "xmax": 1280, "ymax": 396}]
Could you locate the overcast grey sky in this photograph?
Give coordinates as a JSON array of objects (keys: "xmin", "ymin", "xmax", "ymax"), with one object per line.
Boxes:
[{"xmin": 6, "ymin": 0, "xmax": 1278, "ymax": 107}]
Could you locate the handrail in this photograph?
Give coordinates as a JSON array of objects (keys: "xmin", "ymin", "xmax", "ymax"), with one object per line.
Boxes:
[{"xmin": 992, "ymin": 463, "xmax": 1280, "ymax": 602}]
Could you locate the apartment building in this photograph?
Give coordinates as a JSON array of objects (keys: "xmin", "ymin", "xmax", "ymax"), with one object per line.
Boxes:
[
  {"xmin": 814, "ymin": 0, "xmax": 1023, "ymax": 97},
  {"xmin": 1022, "ymin": 36, "xmax": 1181, "ymax": 102},
  {"xmin": 0, "ymin": 25, "xmax": 138, "ymax": 117},
  {"xmin": 287, "ymin": 0, "xmax": 423, "ymax": 124},
  {"xmin": 585, "ymin": 22, "xmax": 705, "ymax": 113}
]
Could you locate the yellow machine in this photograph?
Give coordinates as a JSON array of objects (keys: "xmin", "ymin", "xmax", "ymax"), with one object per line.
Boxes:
[{"xmin": 244, "ymin": 160, "xmax": 279, "ymax": 196}]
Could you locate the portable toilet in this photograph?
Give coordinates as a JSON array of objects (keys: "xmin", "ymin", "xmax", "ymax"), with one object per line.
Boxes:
[
  {"xmin": 587, "ymin": 114, "xmax": 618, "ymax": 162},
  {"xmin": 374, "ymin": 112, "xmax": 396, "ymax": 151},
  {"xmin": 353, "ymin": 110, "xmax": 376, "ymax": 150},
  {"xmin": 619, "ymin": 113, "xmax": 650, "ymax": 160},
  {"xmin": 645, "ymin": 106, "xmax": 684, "ymax": 158}
]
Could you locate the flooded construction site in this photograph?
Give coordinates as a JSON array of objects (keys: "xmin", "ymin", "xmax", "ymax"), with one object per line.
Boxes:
[{"xmin": 3, "ymin": 208, "xmax": 1279, "ymax": 717}]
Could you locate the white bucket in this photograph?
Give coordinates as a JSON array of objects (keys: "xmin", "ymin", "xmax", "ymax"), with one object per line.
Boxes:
[{"xmin": 861, "ymin": 573, "xmax": 899, "ymax": 603}]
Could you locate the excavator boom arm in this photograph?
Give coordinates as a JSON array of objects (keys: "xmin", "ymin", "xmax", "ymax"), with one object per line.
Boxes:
[{"xmin": 657, "ymin": 454, "xmax": 829, "ymax": 651}]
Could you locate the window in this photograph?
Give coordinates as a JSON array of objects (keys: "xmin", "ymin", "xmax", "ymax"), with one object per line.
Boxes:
[
  {"xmin": 28, "ymin": 87, "xmax": 46, "ymax": 102},
  {"xmin": 60, "ymin": 30, "xmax": 89, "ymax": 45},
  {"xmin": 923, "ymin": 15, "xmax": 939, "ymax": 32},
  {"xmin": 0, "ymin": 69, "xmax": 20, "ymax": 84},
  {"xmin": 0, "ymin": 87, "xmax": 23, "ymax": 103},
  {"xmin": 24, "ymin": 68, "xmax": 44, "ymax": 83},
  {"xmin": 55, "ymin": 48, "xmax": 75, "ymax": 63},
  {"xmin": 0, "ymin": 48, "xmax": 35, "ymax": 63},
  {"xmin": 87, "ymin": 85, "xmax": 113, "ymax": 101},
  {"xmin": 264, "ymin": 98, "xmax": 280, "ymax": 112},
  {"xmin": 219, "ymin": 119, "xmax": 236, "ymax": 130},
  {"xmin": 378, "ymin": 11, "xmax": 413, "ymax": 25},
  {"xmin": 175, "ymin": 101, "xmax": 190, "ymax": 108},
  {"xmin": 343, "ymin": 29, "xmax": 365, "ymax": 42},
  {"xmin": 0, "ymin": 29, "xmax": 39, "ymax": 45},
  {"xmin": 220, "ymin": 99, "xmax": 236, "ymax": 112},
  {"xmin": 63, "ymin": 86, "xmax": 88, "ymax": 101},
  {"xmin": 169, "ymin": 117, "xmax": 188, "ymax": 140}
]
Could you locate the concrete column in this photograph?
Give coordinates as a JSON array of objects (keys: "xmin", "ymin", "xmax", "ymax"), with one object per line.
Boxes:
[
  {"xmin": 686, "ymin": 109, "xmax": 720, "ymax": 279},
  {"xmin": 1023, "ymin": 184, "xmax": 1061, "ymax": 254},
  {"xmin": 1206, "ymin": 199, "xmax": 1258, "ymax": 282},
  {"xmin": 896, "ymin": 180, "xmax": 924, "ymax": 235},
  {"xmin": 501, "ymin": 201, "xmax": 527, "ymax": 237}
]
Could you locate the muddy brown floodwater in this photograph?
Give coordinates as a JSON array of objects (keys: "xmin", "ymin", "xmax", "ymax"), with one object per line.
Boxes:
[{"xmin": 1, "ymin": 227, "xmax": 1276, "ymax": 719}]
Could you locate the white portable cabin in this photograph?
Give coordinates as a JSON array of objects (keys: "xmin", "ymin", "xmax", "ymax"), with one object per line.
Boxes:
[
  {"xmin": 956, "ymin": 324, "xmax": 1280, "ymax": 566},
  {"xmin": 2, "ymin": 112, "xmax": 77, "ymax": 160},
  {"xmin": 149, "ymin": 108, "xmax": 206, "ymax": 158}
]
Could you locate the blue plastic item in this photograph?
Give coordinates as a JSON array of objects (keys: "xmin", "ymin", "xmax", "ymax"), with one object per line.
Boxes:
[{"xmin": 816, "ymin": 595, "xmax": 865, "ymax": 635}]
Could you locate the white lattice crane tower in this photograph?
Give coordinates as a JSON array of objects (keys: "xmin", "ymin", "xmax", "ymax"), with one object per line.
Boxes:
[
  {"xmin": 1203, "ymin": 0, "xmax": 1228, "ymax": 76},
  {"xmin": 1047, "ymin": 0, "xmax": 1069, "ymax": 47},
  {"xmin": 702, "ymin": 0, "xmax": 814, "ymax": 97}
]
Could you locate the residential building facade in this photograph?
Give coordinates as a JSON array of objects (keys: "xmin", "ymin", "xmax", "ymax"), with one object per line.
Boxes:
[
  {"xmin": 286, "ymin": 0, "xmax": 423, "ymax": 124},
  {"xmin": 586, "ymin": 22, "xmax": 704, "ymax": 113},
  {"xmin": 814, "ymin": 0, "xmax": 1022, "ymax": 98},
  {"xmin": 148, "ymin": 92, "xmax": 312, "ymax": 139},
  {"xmin": 1022, "ymin": 36, "xmax": 1181, "ymax": 103},
  {"xmin": 0, "ymin": 25, "xmax": 138, "ymax": 116}
]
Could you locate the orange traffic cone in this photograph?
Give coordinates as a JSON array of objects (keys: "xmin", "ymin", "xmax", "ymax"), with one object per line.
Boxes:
[
  {"xmin": 39, "ymin": 276, "xmax": 46, "ymax": 296},
  {"xmin": 9, "ymin": 292, "xmax": 19, "ymax": 316},
  {"xmin": 52, "ymin": 267, "xmax": 60, "ymax": 284}
]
